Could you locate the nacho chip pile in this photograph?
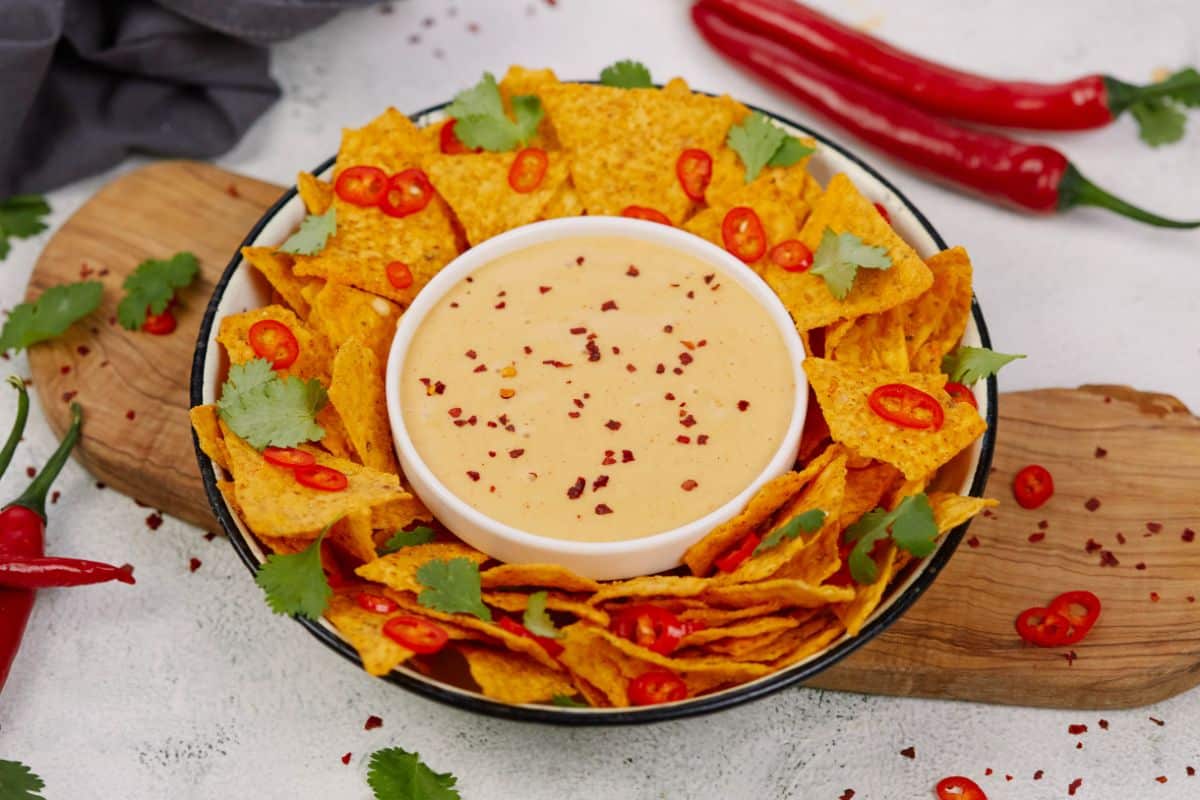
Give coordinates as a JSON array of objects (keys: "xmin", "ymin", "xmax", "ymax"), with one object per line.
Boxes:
[{"xmin": 192, "ymin": 66, "xmax": 995, "ymax": 709}]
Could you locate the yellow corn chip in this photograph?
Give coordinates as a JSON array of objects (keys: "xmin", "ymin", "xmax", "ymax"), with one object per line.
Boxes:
[
  {"xmin": 804, "ymin": 358, "xmax": 987, "ymax": 480},
  {"xmin": 315, "ymin": 404, "xmax": 355, "ymax": 459},
  {"xmin": 768, "ymin": 619, "xmax": 846, "ymax": 669},
  {"xmin": 539, "ymin": 178, "xmax": 585, "ymax": 219},
  {"xmin": 355, "ymin": 542, "xmax": 489, "ymax": 594},
  {"xmin": 483, "ymin": 591, "xmax": 610, "ymax": 627},
  {"xmin": 704, "ymin": 614, "xmax": 830, "ymax": 661},
  {"xmin": 702, "ymin": 579, "xmax": 854, "ymax": 609},
  {"xmin": 241, "ymin": 246, "xmax": 317, "ymax": 320},
  {"xmin": 215, "ymin": 478, "xmax": 241, "ymax": 517},
  {"xmin": 480, "ymin": 564, "xmax": 599, "ymax": 594},
  {"xmin": 840, "ymin": 461, "xmax": 902, "ymax": 528},
  {"xmin": 589, "ymin": 575, "xmax": 710, "ymax": 606},
  {"xmin": 329, "ymin": 508, "xmax": 377, "ymax": 565},
  {"xmin": 826, "ymin": 306, "xmax": 909, "ymax": 372},
  {"xmin": 189, "ymin": 404, "xmax": 229, "ymax": 473},
  {"xmin": 329, "ymin": 339, "xmax": 399, "ymax": 473},
  {"xmin": 703, "ymin": 145, "xmax": 815, "ymax": 221},
  {"xmin": 217, "ymin": 305, "xmax": 333, "ymax": 383},
  {"xmin": 683, "ymin": 470, "xmax": 808, "ymax": 576},
  {"xmin": 297, "ymin": 171, "xmax": 334, "ymax": 216},
  {"xmin": 765, "ymin": 173, "xmax": 933, "ymax": 331},
  {"xmin": 335, "ymin": 107, "xmax": 433, "ymax": 176},
  {"xmin": 908, "ymin": 247, "xmax": 974, "ymax": 372},
  {"xmin": 678, "ymin": 615, "xmax": 799, "ymax": 648},
  {"xmin": 371, "ymin": 495, "xmax": 433, "ymax": 533},
  {"xmin": 326, "ymin": 591, "xmax": 413, "ymax": 676},
  {"xmin": 592, "ymin": 627, "xmax": 773, "ymax": 696},
  {"xmin": 460, "ymin": 644, "xmax": 576, "ymax": 704},
  {"xmin": 558, "ymin": 626, "xmax": 633, "ymax": 706},
  {"xmin": 833, "ymin": 543, "xmax": 897, "ymax": 637},
  {"xmin": 675, "ymin": 602, "xmax": 784, "ymax": 627},
  {"xmin": 307, "ymin": 280, "xmax": 400, "ymax": 367},
  {"xmin": 499, "ymin": 65, "xmax": 561, "ymax": 148},
  {"xmin": 929, "ymin": 492, "xmax": 998, "ymax": 533},
  {"xmin": 256, "ymin": 534, "xmax": 310, "ymax": 555}
]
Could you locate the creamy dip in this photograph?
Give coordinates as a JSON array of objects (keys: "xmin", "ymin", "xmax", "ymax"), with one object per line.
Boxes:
[{"xmin": 401, "ymin": 236, "xmax": 796, "ymax": 543}]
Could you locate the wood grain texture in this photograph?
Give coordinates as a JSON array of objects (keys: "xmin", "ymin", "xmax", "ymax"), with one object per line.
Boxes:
[{"xmin": 24, "ymin": 161, "xmax": 1200, "ymax": 708}]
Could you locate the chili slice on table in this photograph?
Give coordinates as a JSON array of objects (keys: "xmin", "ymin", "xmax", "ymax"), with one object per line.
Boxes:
[
  {"xmin": 867, "ymin": 384, "xmax": 945, "ymax": 431},
  {"xmin": 1048, "ymin": 590, "xmax": 1101, "ymax": 644},
  {"xmin": 721, "ymin": 206, "xmax": 767, "ymax": 262},
  {"xmin": 1015, "ymin": 606, "xmax": 1071, "ymax": 647},
  {"xmin": 386, "ymin": 261, "xmax": 414, "ymax": 290},
  {"xmin": 508, "ymin": 147, "xmax": 549, "ymax": 193},
  {"xmin": 611, "ymin": 604, "xmax": 689, "ymax": 655},
  {"xmin": 356, "ymin": 592, "xmax": 400, "ymax": 615},
  {"xmin": 714, "ymin": 532, "xmax": 761, "ymax": 573},
  {"xmin": 334, "ymin": 165, "xmax": 389, "ymax": 207},
  {"xmin": 628, "ymin": 670, "xmax": 688, "ymax": 706},
  {"xmin": 498, "ymin": 616, "xmax": 564, "ymax": 658},
  {"xmin": 439, "ymin": 118, "xmax": 478, "ymax": 155},
  {"xmin": 621, "ymin": 205, "xmax": 672, "ymax": 225},
  {"xmin": 383, "ymin": 615, "xmax": 449, "ymax": 654},
  {"xmin": 768, "ymin": 239, "xmax": 813, "ymax": 272},
  {"xmin": 1012, "ymin": 464, "xmax": 1054, "ymax": 509},
  {"xmin": 247, "ymin": 319, "xmax": 300, "ymax": 370},
  {"xmin": 142, "ymin": 307, "xmax": 177, "ymax": 335},
  {"xmin": 263, "ymin": 447, "xmax": 316, "ymax": 469},
  {"xmin": 379, "ymin": 168, "xmax": 434, "ymax": 218},
  {"xmin": 675, "ymin": 148, "xmax": 713, "ymax": 201},
  {"xmin": 944, "ymin": 381, "xmax": 978, "ymax": 409},
  {"xmin": 935, "ymin": 775, "xmax": 988, "ymax": 800},
  {"xmin": 294, "ymin": 465, "xmax": 348, "ymax": 492}
]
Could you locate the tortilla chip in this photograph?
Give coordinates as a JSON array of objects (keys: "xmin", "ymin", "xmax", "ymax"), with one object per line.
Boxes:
[
  {"xmin": 678, "ymin": 615, "xmax": 799, "ymax": 648},
  {"xmin": 588, "ymin": 575, "xmax": 710, "ymax": 606},
  {"xmin": 371, "ymin": 495, "xmax": 433, "ymax": 533},
  {"xmin": 929, "ymin": 492, "xmax": 998, "ymax": 533},
  {"xmin": 315, "ymin": 404, "xmax": 355, "ymax": 459},
  {"xmin": 425, "ymin": 150, "xmax": 570, "ymax": 245},
  {"xmin": 804, "ymin": 358, "xmax": 987, "ymax": 480},
  {"xmin": 499, "ymin": 65, "xmax": 561, "ymax": 147},
  {"xmin": 355, "ymin": 542, "xmax": 489, "ymax": 594},
  {"xmin": 220, "ymin": 422, "xmax": 403, "ymax": 535},
  {"xmin": 833, "ymin": 543, "xmax": 897, "ymax": 637},
  {"xmin": 256, "ymin": 534, "xmax": 310, "ymax": 555},
  {"xmin": 307, "ymin": 280, "xmax": 401, "ymax": 367},
  {"xmin": 905, "ymin": 247, "xmax": 974, "ymax": 372},
  {"xmin": 329, "ymin": 508, "xmax": 377, "ymax": 565},
  {"xmin": 768, "ymin": 619, "xmax": 846, "ymax": 669},
  {"xmin": 701, "ymin": 579, "xmax": 855, "ymax": 609},
  {"xmin": 190, "ymin": 404, "xmax": 229, "ymax": 473},
  {"xmin": 683, "ymin": 470, "xmax": 809, "ymax": 576},
  {"xmin": 215, "ymin": 478, "xmax": 241, "ymax": 517},
  {"xmin": 480, "ymin": 564, "xmax": 599, "ymax": 594},
  {"xmin": 840, "ymin": 461, "xmax": 903, "ymax": 528},
  {"xmin": 325, "ymin": 591, "xmax": 413, "ymax": 676},
  {"xmin": 329, "ymin": 339, "xmax": 399, "ymax": 473},
  {"xmin": 297, "ymin": 171, "xmax": 334, "ymax": 216},
  {"xmin": 539, "ymin": 178, "xmax": 585, "ymax": 219},
  {"xmin": 241, "ymin": 246, "xmax": 317, "ymax": 320},
  {"xmin": 765, "ymin": 173, "xmax": 933, "ymax": 331},
  {"xmin": 826, "ymin": 306, "xmax": 909, "ymax": 372},
  {"xmin": 483, "ymin": 591, "xmax": 610, "ymax": 627},
  {"xmin": 558, "ymin": 627, "xmax": 634, "ymax": 706},
  {"xmin": 460, "ymin": 644, "xmax": 576, "ymax": 704},
  {"xmin": 675, "ymin": 602, "xmax": 784, "ymax": 627},
  {"xmin": 540, "ymin": 82, "xmax": 736, "ymax": 224},
  {"xmin": 335, "ymin": 107, "xmax": 433, "ymax": 175},
  {"xmin": 217, "ymin": 305, "xmax": 333, "ymax": 383},
  {"xmin": 703, "ymin": 614, "xmax": 830, "ymax": 661}
]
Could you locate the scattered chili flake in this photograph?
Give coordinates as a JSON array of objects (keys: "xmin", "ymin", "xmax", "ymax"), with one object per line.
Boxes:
[
  {"xmin": 538, "ymin": 285, "xmax": 552, "ymax": 295},
  {"xmin": 465, "ymin": 349, "xmax": 477, "ymax": 359},
  {"xmin": 567, "ymin": 477, "xmax": 585, "ymax": 499},
  {"xmin": 96, "ymin": 481, "xmax": 106, "ymax": 489},
  {"xmin": 586, "ymin": 341, "xmax": 601, "ymax": 361},
  {"xmin": 1075, "ymin": 742, "xmax": 1082, "ymax": 750},
  {"xmin": 1068, "ymin": 724, "xmax": 1088, "ymax": 735},
  {"xmin": 595, "ymin": 504, "xmax": 613, "ymax": 515},
  {"xmin": 570, "ymin": 326, "xmax": 587, "ymax": 335},
  {"xmin": 737, "ymin": 400, "xmax": 749, "ymax": 411},
  {"xmin": 1038, "ymin": 519, "xmax": 1049, "ymax": 529},
  {"xmin": 1084, "ymin": 497, "xmax": 1101, "ymax": 512},
  {"xmin": 676, "ymin": 435, "xmax": 690, "ymax": 444},
  {"xmin": 473, "ymin": 364, "xmax": 487, "ymax": 373},
  {"xmin": 1094, "ymin": 446, "xmax": 1107, "ymax": 457},
  {"xmin": 59, "ymin": 365, "xmax": 70, "ymax": 375},
  {"xmin": 698, "ymin": 434, "xmax": 709, "ymax": 445},
  {"xmin": 1085, "ymin": 538, "xmax": 1103, "ymax": 553},
  {"xmin": 1149, "ymin": 716, "xmax": 1165, "ymax": 726},
  {"xmin": 625, "ymin": 363, "xmax": 636, "ymax": 372},
  {"xmin": 1099, "ymin": 550, "xmax": 1119, "ymax": 566},
  {"xmin": 1183, "ymin": 528, "xmax": 1195, "ymax": 542},
  {"xmin": 1068, "ymin": 778, "xmax": 1082, "ymax": 795},
  {"xmin": 499, "ymin": 388, "xmax": 516, "ymax": 399},
  {"xmin": 434, "ymin": 381, "xmax": 445, "ymax": 394},
  {"xmin": 575, "ymin": 256, "xmax": 584, "ymax": 265},
  {"xmin": 1147, "ymin": 521, "xmax": 1163, "ymax": 533},
  {"xmin": 1098, "ymin": 719, "xmax": 1109, "ymax": 729},
  {"xmin": 681, "ymin": 479, "xmax": 698, "ymax": 492},
  {"xmin": 466, "ymin": 470, "xmax": 480, "ymax": 482},
  {"xmin": 508, "ymin": 449, "xmax": 524, "ymax": 459},
  {"xmin": 680, "ymin": 414, "xmax": 696, "ymax": 428},
  {"xmin": 1155, "ymin": 776, "xmax": 1168, "ymax": 784},
  {"xmin": 592, "ymin": 475, "xmax": 609, "ymax": 491},
  {"xmin": 448, "ymin": 407, "xmax": 462, "ymax": 418},
  {"xmin": 145, "ymin": 512, "xmax": 163, "ymax": 531},
  {"xmin": 543, "ymin": 359, "xmax": 571, "ymax": 368},
  {"xmin": 605, "ymin": 420, "xmax": 621, "ymax": 431},
  {"xmin": 225, "ymin": 183, "xmax": 240, "ymax": 198},
  {"xmin": 1034, "ymin": 770, "xmax": 1044, "ymax": 780},
  {"xmin": 838, "ymin": 791, "xmax": 855, "ymax": 800},
  {"xmin": 899, "ymin": 746, "xmax": 915, "ymax": 759},
  {"xmin": 568, "ymin": 411, "xmax": 581, "ymax": 419},
  {"xmin": 341, "ymin": 753, "xmax": 352, "ymax": 765},
  {"xmin": 50, "ymin": 490, "xmax": 60, "ymax": 505},
  {"xmin": 621, "ymin": 449, "xmax": 634, "ymax": 463},
  {"xmin": 364, "ymin": 715, "xmax": 383, "ymax": 730},
  {"xmin": 1116, "ymin": 532, "xmax": 1126, "ymax": 544},
  {"xmin": 1150, "ymin": 592, "xmax": 1160, "ymax": 602},
  {"xmin": 189, "ymin": 557, "xmax": 202, "ymax": 573},
  {"xmin": 985, "ymin": 769, "xmax": 993, "ymax": 776},
  {"xmin": 663, "ymin": 324, "xmax": 673, "ymax": 333},
  {"xmin": 1136, "ymin": 562, "xmax": 1146, "ymax": 570},
  {"xmin": 494, "ymin": 301, "xmax": 506, "ymax": 309},
  {"xmin": 686, "ymin": 290, "xmax": 695, "ymax": 299},
  {"xmin": 626, "ymin": 265, "xmax": 639, "ymax": 277},
  {"xmin": 600, "ymin": 300, "xmax": 618, "ymax": 311},
  {"xmin": 573, "ymin": 398, "xmax": 585, "ymax": 409},
  {"xmin": 966, "ymin": 536, "xmax": 980, "ymax": 548},
  {"xmin": 1187, "ymin": 766, "xmax": 1195, "ymax": 777},
  {"xmin": 25, "ymin": 466, "xmax": 35, "ymax": 478},
  {"xmin": 1063, "ymin": 650, "xmax": 1078, "ymax": 666},
  {"xmin": 1005, "ymin": 775, "xmax": 1013, "ymax": 781},
  {"xmin": 488, "ymin": 451, "xmax": 496, "ymax": 458},
  {"xmin": 1028, "ymin": 532, "xmax": 1045, "ymax": 543},
  {"xmin": 655, "ymin": 363, "xmax": 665, "ymax": 374},
  {"xmin": 62, "ymin": 390, "xmax": 77, "ymax": 402},
  {"xmin": 665, "ymin": 392, "xmax": 675, "ymax": 401},
  {"xmin": 77, "ymin": 345, "xmax": 90, "ymax": 356},
  {"xmin": 679, "ymin": 352, "xmax": 693, "ymax": 365}
]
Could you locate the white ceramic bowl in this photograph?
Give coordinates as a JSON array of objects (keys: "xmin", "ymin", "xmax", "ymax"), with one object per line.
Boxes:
[{"xmin": 383, "ymin": 217, "xmax": 809, "ymax": 580}]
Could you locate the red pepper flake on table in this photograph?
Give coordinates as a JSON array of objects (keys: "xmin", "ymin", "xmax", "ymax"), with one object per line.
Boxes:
[{"xmin": 363, "ymin": 715, "xmax": 383, "ymax": 730}]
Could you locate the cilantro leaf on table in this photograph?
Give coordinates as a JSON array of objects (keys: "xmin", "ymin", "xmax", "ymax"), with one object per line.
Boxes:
[
  {"xmin": 367, "ymin": 747, "xmax": 460, "ymax": 800},
  {"xmin": 279, "ymin": 207, "xmax": 336, "ymax": 256},
  {"xmin": 381, "ymin": 525, "xmax": 436, "ymax": 554},
  {"xmin": 600, "ymin": 59, "xmax": 653, "ymax": 89},
  {"xmin": 809, "ymin": 229, "xmax": 891, "ymax": 300},
  {"xmin": 444, "ymin": 73, "xmax": 543, "ymax": 152},
  {"xmin": 415, "ymin": 558, "xmax": 492, "ymax": 621},
  {"xmin": 551, "ymin": 694, "xmax": 587, "ymax": 708},
  {"xmin": 1125, "ymin": 67, "xmax": 1200, "ymax": 147},
  {"xmin": 0, "ymin": 281, "xmax": 103, "ymax": 355},
  {"xmin": 0, "ymin": 195, "xmax": 50, "ymax": 261},
  {"xmin": 941, "ymin": 346, "xmax": 1025, "ymax": 384},
  {"xmin": 753, "ymin": 509, "xmax": 826, "ymax": 555},
  {"xmin": 727, "ymin": 111, "xmax": 814, "ymax": 183},
  {"xmin": 522, "ymin": 590, "xmax": 560, "ymax": 639},
  {"xmin": 844, "ymin": 494, "xmax": 937, "ymax": 584},
  {"xmin": 116, "ymin": 251, "xmax": 199, "ymax": 330},
  {"xmin": 216, "ymin": 358, "xmax": 327, "ymax": 450},
  {"xmin": 255, "ymin": 523, "xmax": 332, "ymax": 620},
  {"xmin": 0, "ymin": 760, "xmax": 46, "ymax": 800}
]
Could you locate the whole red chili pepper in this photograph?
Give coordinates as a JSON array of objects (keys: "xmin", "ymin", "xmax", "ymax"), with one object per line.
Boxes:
[
  {"xmin": 0, "ymin": 557, "xmax": 135, "ymax": 588},
  {"xmin": 699, "ymin": 0, "xmax": 1200, "ymax": 132},
  {"xmin": 692, "ymin": 2, "xmax": 1199, "ymax": 228}
]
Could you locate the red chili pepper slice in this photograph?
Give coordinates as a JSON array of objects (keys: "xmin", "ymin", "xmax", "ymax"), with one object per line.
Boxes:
[
  {"xmin": 262, "ymin": 447, "xmax": 316, "ymax": 469},
  {"xmin": 1015, "ymin": 606, "xmax": 1071, "ymax": 647},
  {"xmin": 142, "ymin": 307, "xmax": 177, "ymax": 335},
  {"xmin": 386, "ymin": 261, "xmax": 414, "ymax": 290},
  {"xmin": 1048, "ymin": 590, "xmax": 1101, "ymax": 644},
  {"xmin": 611, "ymin": 604, "xmax": 689, "ymax": 655},
  {"xmin": 768, "ymin": 239, "xmax": 813, "ymax": 272},
  {"xmin": 508, "ymin": 147, "xmax": 549, "ymax": 193},
  {"xmin": 945, "ymin": 381, "xmax": 978, "ymax": 409},
  {"xmin": 714, "ymin": 532, "xmax": 761, "ymax": 573},
  {"xmin": 247, "ymin": 319, "xmax": 300, "ymax": 370},
  {"xmin": 867, "ymin": 383, "xmax": 945, "ymax": 431},
  {"xmin": 498, "ymin": 616, "xmax": 564, "ymax": 658},
  {"xmin": 935, "ymin": 775, "xmax": 988, "ymax": 800},
  {"xmin": 873, "ymin": 202, "xmax": 892, "ymax": 224},
  {"xmin": 721, "ymin": 206, "xmax": 767, "ymax": 263},
  {"xmin": 383, "ymin": 615, "xmax": 449, "ymax": 654},
  {"xmin": 438, "ymin": 119, "xmax": 478, "ymax": 155},
  {"xmin": 621, "ymin": 205, "xmax": 672, "ymax": 225},
  {"xmin": 356, "ymin": 592, "xmax": 400, "ymax": 615},
  {"xmin": 294, "ymin": 465, "xmax": 348, "ymax": 492},
  {"xmin": 675, "ymin": 148, "xmax": 713, "ymax": 201},
  {"xmin": 378, "ymin": 169, "xmax": 434, "ymax": 218},
  {"xmin": 1012, "ymin": 464, "xmax": 1054, "ymax": 509},
  {"xmin": 334, "ymin": 165, "xmax": 388, "ymax": 207},
  {"xmin": 628, "ymin": 670, "xmax": 688, "ymax": 706}
]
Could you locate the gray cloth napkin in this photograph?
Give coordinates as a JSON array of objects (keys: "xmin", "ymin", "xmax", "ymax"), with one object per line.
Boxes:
[{"xmin": 0, "ymin": 0, "xmax": 376, "ymax": 196}]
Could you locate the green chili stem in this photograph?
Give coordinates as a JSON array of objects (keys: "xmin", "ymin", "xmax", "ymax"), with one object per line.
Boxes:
[
  {"xmin": 1058, "ymin": 164, "xmax": 1200, "ymax": 229},
  {"xmin": 11, "ymin": 402, "xmax": 83, "ymax": 521},
  {"xmin": 0, "ymin": 376, "xmax": 30, "ymax": 481},
  {"xmin": 1105, "ymin": 72, "xmax": 1200, "ymax": 116}
]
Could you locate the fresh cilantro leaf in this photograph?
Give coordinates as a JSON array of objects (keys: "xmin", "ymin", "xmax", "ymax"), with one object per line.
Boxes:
[
  {"xmin": 0, "ymin": 281, "xmax": 102, "ymax": 355},
  {"xmin": 444, "ymin": 73, "xmax": 542, "ymax": 151},
  {"xmin": 600, "ymin": 60, "xmax": 653, "ymax": 89},
  {"xmin": 809, "ymin": 228, "xmax": 891, "ymax": 300},
  {"xmin": 381, "ymin": 525, "xmax": 436, "ymax": 554},
  {"xmin": 255, "ymin": 523, "xmax": 333, "ymax": 620},
  {"xmin": 551, "ymin": 694, "xmax": 588, "ymax": 708},
  {"xmin": 367, "ymin": 747, "xmax": 460, "ymax": 800},
  {"xmin": 216, "ymin": 358, "xmax": 327, "ymax": 450},
  {"xmin": 941, "ymin": 346, "xmax": 1025, "ymax": 384},
  {"xmin": 0, "ymin": 195, "xmax": 50, "ymax": 261},
  {"xmin": 279, "ymin": 207, "xmax": 336, "ymax": 256},
  {"xmin": 767, "ymin": 134, "xmax": 815, "ymax": 168},
  {"xmin": 1121, "ymin": 68, "xmax": 1200, "ymax": 146},
  {"xmin": 844, "ymin": 494, "xmax": 937, "ymax": 584},
  {"xmin": 1158, "ymin": 66, "xmax": 1200, "ymax": 106},
  {"xmin": 0, "ymin": 760, "xmax": 46, "ymax": 800},
  {"xmin": 416, "ymin": 558, "xmax": 492, "ymax": 621},
  {"xmin": 116, "ymin": 251, "xmax": 199, "ymax": 330},
  {"xmin": 522, "ymin": 590, "xmax": 560, "ymax": 639},
  {"xmin": 1130, "ymin": 98, "xmax": 1187, "ymax": 146},
  {"xmin": 726, "ymin": 111, "xmax": 813, "ymax": 182},
  {"xmin": 753, "ymin": 509, "xmax": 826, "ymax": 555}
]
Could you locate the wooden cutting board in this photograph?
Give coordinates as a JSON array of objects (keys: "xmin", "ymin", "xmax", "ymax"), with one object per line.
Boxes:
[{"xmin": 24, "ymin": 161, "xmax": 1200, "ymax": 710}]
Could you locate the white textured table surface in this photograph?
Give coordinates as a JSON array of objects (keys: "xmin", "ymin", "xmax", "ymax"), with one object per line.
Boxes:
[{"xmin": 2, "ymin": 1, "xmax": 1199, "ymax": 797}]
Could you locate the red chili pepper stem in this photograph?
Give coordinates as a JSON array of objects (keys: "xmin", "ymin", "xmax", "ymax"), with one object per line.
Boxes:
[
  {"xmin": 1103, "ymin": 72, "xmax": 1200, "ymax": 118},
  {"xmin": 1057, "ymin": 164, "xmax": 1200, "ymax": 229},
  {"xmin": 8, "ymin": 402, "xmax": 83, "ymax": 522},
  {"xmin": 0, "ymin": 377, "xmax": 30, "ymax": 481}
]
